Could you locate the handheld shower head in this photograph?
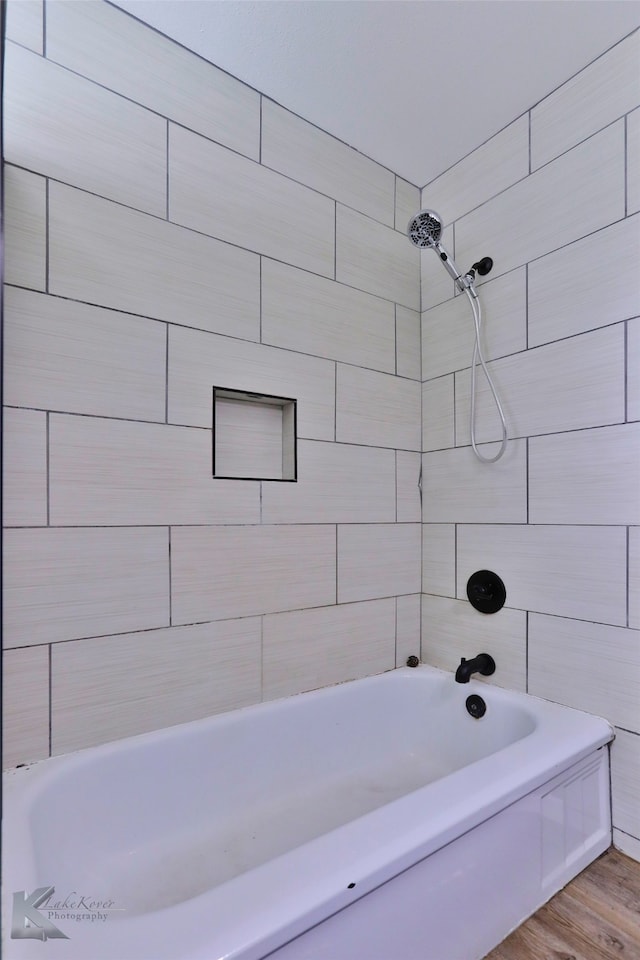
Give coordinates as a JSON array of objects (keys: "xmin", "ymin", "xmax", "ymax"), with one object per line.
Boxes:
[
  {"xmin": 407, "ymin": 209, "xmax": 443, "ymax": 249},
  {"xmin": 407, "ymin": 208, "xmax": 467, "ymax": 288},
  {"xmin": 407, "ymin": 209, "xmax": 506, "ymax": 464}
]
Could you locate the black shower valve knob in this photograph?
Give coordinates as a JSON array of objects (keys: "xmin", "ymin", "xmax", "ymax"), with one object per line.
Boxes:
[{"xmin": 466, "ymin": 570, "xmax": 506, "ymax": 614}]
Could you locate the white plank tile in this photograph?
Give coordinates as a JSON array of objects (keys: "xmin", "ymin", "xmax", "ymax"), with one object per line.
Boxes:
[
  {"xmin": 3, "ymin": 165, "xmax": 46, "ymax": 290},
  {"xmin": 337, "ymin": 524, "xmax": 421, "ymax": 603},
  {"xmin": 531, "ymin": 32, "xmax": 640, "ymax": 170},
  {"xmin": 3, "ymin": 408, "xmax": 47, "ymax": 526},
  {"xmin": 421, "ymin": 116, "xmax": 529, "ymax": 226},
  {"xmin": 3, "ymin": 527, "xmax": 170, "ymax": 647},
  {"xmin": 336, "ymin": 365, "xmax": 421, "ymax": 450},
  {"xmin": 629, "ymin": 317, "xmax": 640, "ymax": 422},
  {"xmin": 48, "ymin": 183, "xmax": 260, "ymax": 340},
  {"xmin": 336, "ymin": 205, "xmax": 420, "ymax": 310},
  {"xmin": 529, "ymin": 423, "xmax": 640, "ymax": 526},
  {"xmin": 168, "ymin": 325, "xmax": 335, "ymax": 439},
  {"xmin": 396, "ymin": 595, "xmax": 421, "ymax": 667},
  {"xmin": 169, "ymin": 124, "xmax": 334, "ymax": 277},
  {"xmin": 45, "ymin": 0, "xmax": 260, "ymax": 160},
  {"xmin": 261, "ymin": 258, "xmax": 395, "ymax": 373},
  {"xmin": 422, "ymin": 440, "xmax": 527, "ymax": 523},
  {"xmin": 262, "ymin": 99, "xmax": 395, "ymax": 225},
  {"xmin": 263, "ymin": 600, "xmax": 396, "ymax": 700},
  {"xmin": 613, "ymin": 828, "xmax": 640, "ymax": 862},
  {"xmin": 262, "ymin": 440, "xmax": 395, "ymax": 524},
  {"xmin": 5, "ymin": 0, "xmax": 43, "ymax": 53},
  {"xmin": 420, "ymin": 222, "xmax": 455, "ymax": 310},
  {"xmin": 421, "ymin": 594, "xmax": 527, "ymax": 692},
  {"xmin": 171, "ymin": 525, "xmax": 336, "ymax": 624},
  {"xmin": 529, "ymin": 613, "xmax": 639, "ymax": 731},
  {"xmin": 396, "ymin": 451, "xmax": 421, "ymax": 522},
  {"xmin": 528, "ymin": 215, "xmax": 640, "ymax": 347},
  {"xmin": 51, "ymin": 619, "xmax": 262, "ymax": 754},
  {"xmin": 422, "ymin": 268, "xmax": 527, "ymax": 380},
  {"xmin": 422, "ymin": 524, "xmax": 456, "ymax": 597},
  {"xmin": 629, "ymin": 108, "xmax": 640, "ymax": 215},
  {"xmin": 455, "ymin": 325, "xmax": 625, "ymax": 444},
  {"xmin": 422, "ymin": 377, "xmax": 455, "ymax": 453},
  {"xmin": 611, "ymin": 730, "xmax": 640, "ymax": 840},
  {"xmin": 49, "ymin": 415, "xmax": 260, "ymax": 526},
  {"xmin": 4, "ymin": 42, "xmax": 166, "ymax": 217},
  {"xmin": 455, "ymin": 123, "xmax": 626, "ymax": 281},
  {"xmin": 2, "ymin": 646, "xmax": 49, "ymax": 769},
  {"xmin": 628, "ymin": 527, "xmax": 640, "ymax": 629},
  {"xmin": 395, "ymin": 178, "xmax": 420, "ymax": 234},
  {"xmin": 396, "ymin": 306, "xmax": 421, "ymax": 380},
  {"xmin": 3, "ymin": 287, "xmax": 166, "ymax": 422},
  {"xmin": 457, "ymin": 524, "xmax": 627, "ymax": 626}
]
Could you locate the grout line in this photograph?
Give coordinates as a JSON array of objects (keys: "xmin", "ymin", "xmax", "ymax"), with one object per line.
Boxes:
[
  {"xmin": 334, "ymin": 362, "xmax": 338, "ymax": 441},
  {"xmin": 48, "ymin": 643, "xmax": 53, "ymax": 757},
  {"xmin": 452, "ymin": 372, "xmax": 457, "ymax": 448},
  {"xmin": 168, "ymin": 526, "xmax": 172, "ymax": 626},
  {"xmin": 333, "ymin": 200, "xmax": 337, "ymax": 281},
  {"xmin": 259, "ymin": 256, "xmax": 263, "ymax": 343},
  {"xmin": 626, "ymin": 526, "xmax": 630, "ymax": 628},
  {"xmin": 625, "ymin": 319, "xmax": 629, "ymax": 423},
  {"xmin": 525, "ymin": 262, "xmax": 529, "ymax": 350},
  {"xmin": 526, "ymin": 437, "xmax": 530, "ymax": 524},
  {"xmin": 45, "ymin": 178, "xmax": 50, "ymax": 293},
  {"xmin": 528, "ymin": 110, "xmax": 532, "ymax": 176},
  {"xmin": 394, "ymin": 450, "xmax": 398, "ymax": 523},
  {"xmin": 454, "ymin": 524, "xmax": 458, "ymax": 599},
  {"xmin": 259, "ymin": 95, "xmax": 263, "ymax": 165},
  {"xmin": 393, "ymin": 176, "xmax": 397, "ymax": 230},
  {"xmin": 45, "ymin": 411, "xmax": 51, "ymax": 525},
  {"xmin": 394, "ymin": 304, "xmax": 398, "ymax": 376},
  {"xmin": 335, "ymin": 525, "xmax": 339, "ymax": 604},
  {"xmin": 525, "ymin": 610, "xmax": 529, "ymax": 693},
  {"xmin": 42, "ymin": 0, "xmax": 46, "ymax": 57},
  {"xmin": 624, "ymin": 114, "xmax": 628, "ymax": 218},
  {"xmin": 166, "ymin": 120, "xmax": 170, "ymax": 220},
  {"xmin": 394, "ymin": 597, "xmax": 398, "ymax": 667},
  {"xmin": 164, "ymin": 323, "xmax": 169, "ymax": 423}
]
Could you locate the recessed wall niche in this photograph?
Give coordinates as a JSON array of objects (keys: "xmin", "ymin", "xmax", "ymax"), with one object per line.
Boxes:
[{"xmin": 212, "ymin": 387, "xmax": 297, "ymax": 481}]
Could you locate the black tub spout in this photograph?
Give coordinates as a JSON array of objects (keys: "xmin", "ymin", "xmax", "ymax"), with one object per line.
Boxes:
[{"xmin": 455, "ymin": 653, "xmax": 496, "ymax": 684}]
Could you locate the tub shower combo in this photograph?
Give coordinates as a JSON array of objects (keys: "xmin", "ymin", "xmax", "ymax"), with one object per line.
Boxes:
[{"xmin": 3, "ymin": 213, "xmax": 615, "ymax": 960}]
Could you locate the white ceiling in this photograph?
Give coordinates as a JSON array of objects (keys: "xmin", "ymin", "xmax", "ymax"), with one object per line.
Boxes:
[{"xmin": 111, "ymin": 0, "xmax": 640, "ymax": 186}]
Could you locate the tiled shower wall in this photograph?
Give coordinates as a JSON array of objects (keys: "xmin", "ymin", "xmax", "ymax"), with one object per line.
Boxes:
[
  {"xmin": 2, "ymin": 0, "xmax": 423, "ymax": 766},
  {"xmin": 420, "ymin": 29, "xmax": 640, "ymax": 860},
  {"xmin": 3, "ymin": 0, "xmax": 639, "ymax": 866}
]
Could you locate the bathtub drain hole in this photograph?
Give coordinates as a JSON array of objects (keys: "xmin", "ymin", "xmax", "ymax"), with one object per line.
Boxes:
[{"xmin": 466, "ymin": 695, "xmax": 487, "ymax": 719}]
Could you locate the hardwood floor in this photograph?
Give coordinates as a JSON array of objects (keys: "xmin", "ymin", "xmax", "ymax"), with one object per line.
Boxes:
[{"xmin": 484, "ymin": 848, "xmax": 640, "ymax": 960}]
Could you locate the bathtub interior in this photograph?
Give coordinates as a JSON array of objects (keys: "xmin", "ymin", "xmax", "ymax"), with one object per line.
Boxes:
[{"xmin": 24, "ymin": 669, "xmax": 537, "ymax": 914}]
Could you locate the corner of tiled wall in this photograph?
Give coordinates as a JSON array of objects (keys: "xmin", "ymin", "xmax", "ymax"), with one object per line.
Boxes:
[
  {"xmin": 2, "ymin": 0, "xmax": 423, "ymax": 766},
  {"xmin": 419, "ymin": 27, "xmax": 640, "ymax": 862}
]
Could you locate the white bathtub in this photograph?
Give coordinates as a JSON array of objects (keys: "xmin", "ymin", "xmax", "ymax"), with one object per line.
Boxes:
[{"xmin": 3, "ymin": 664, "xmax": 613, "ymax": 960}]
